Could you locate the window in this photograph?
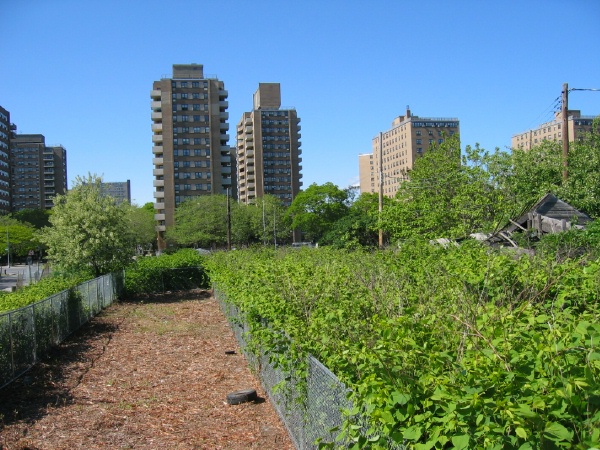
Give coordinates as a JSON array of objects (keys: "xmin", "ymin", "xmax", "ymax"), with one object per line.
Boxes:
[
  {"xmin": 182, "ymin": 138, "xmax": 190, "ymax": 145},
  {"xmin": 192, "ymin": 81, "xmax": 200, "ymax": 88},
  {"xmin": 193, "ymin": 104, "xmax": 201, "ymax": 111},
  {"xmin": 438, "ymin": 139, "xmax": 443, "ymax": 144},
  {"xmin": 194, "ymin": 138, "xmax": 202, "ymax": 145},
  {"xmin": 181, "ymin": 93, "xmax": 188, "ymax": 99},
  {"xmin": 181, "ymin": 104, "xmax": 189, "ymax": 111},
  {"xmin": 182, "ymin": 149, "xmax": 190, "ymax": 156},
  {"xmin": 416, "ymin": 139, "xmax": 422, "ymax": 144},
  {"xmin": 181, "ymin": 82, "xmax": 188, "ymax": 88},
  {"xmin": 416, "ymin": 130, "xmax": 421, "ymax": 136}
]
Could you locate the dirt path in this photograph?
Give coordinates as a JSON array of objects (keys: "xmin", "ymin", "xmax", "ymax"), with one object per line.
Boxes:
[{"xmin": 0, "ymin": 291, "xmax": 294, "ymax": 449}]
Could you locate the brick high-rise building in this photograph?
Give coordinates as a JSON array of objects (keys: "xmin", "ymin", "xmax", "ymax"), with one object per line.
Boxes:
[
  {"xmin": 359, "ymin": 108, "xmax": 459, "ymax": 197},
  {"xmin": 10, "ymin": 132, "xmax": 67, "ymax": 210},
  {"xmin": 512, "ymin": 110, "xmax": 599, "ymax": 151},
  {"xmin": 0, "ymin": 106, "xmax": 12, "ymax": 212},
  {"xmin": 235, "ymin": 83, "xmax": 302, "ymax": 206},
  {"xmin": 150, "ymin": 64, "xmax": 234, "ymax": 246}
]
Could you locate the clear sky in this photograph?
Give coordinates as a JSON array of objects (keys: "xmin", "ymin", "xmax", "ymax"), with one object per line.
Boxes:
[{"xmin": 2, "ymin": 0, "xmax": 599, "ymax": 206}]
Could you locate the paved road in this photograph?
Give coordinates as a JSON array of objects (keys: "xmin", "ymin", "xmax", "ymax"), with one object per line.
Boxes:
[{"xmin": 0, "ymin": 263, "xmax": 44, "ymax": 292}]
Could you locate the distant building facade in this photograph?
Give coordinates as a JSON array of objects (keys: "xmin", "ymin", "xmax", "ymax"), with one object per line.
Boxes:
[
  {"xmin": 512, "ymin": 110, "xmax": 599, "ymax": 151},
  {"xmin": 0, "ymin": 106, "xmax": 12, "ymax": 212},
  {"xmin": 360, "ymin": 108, "xmax": 459, "ymax": 197},
  {"xmin": 235, "ymin": 83, "xmax": 302, "ymax": 206},
  {"xmin": 151, "ymin": 64, "xmax": 234, "ymax": 246},
  {"xmin": 10, "ymin": 132, "xmax": 67, "ymax": 210},
  {"xmin": 100, "ymin": 180, "xmax": 131, "ymax": 205}
]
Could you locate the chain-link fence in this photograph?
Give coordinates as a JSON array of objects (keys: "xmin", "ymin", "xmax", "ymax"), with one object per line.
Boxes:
[
  {"xmin": 217, "ymin": 290, "xmax": 405, "ymax": 449},
  {"xmin": 219, "ymin": 294, "xmax": 351, "ymax": 449},
  {"xmin": 0, "ymin": 272, "xmax": 123, "ymax": 389}
]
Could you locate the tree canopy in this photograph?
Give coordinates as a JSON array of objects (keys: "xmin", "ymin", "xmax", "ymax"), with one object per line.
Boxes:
[
  {"xmin": 286, "ymin": 182, "xmax": 350, "ymax": 242},
  {"xmin": 38, "ymin": 174, "xmax": 135, "ymax": 276}
]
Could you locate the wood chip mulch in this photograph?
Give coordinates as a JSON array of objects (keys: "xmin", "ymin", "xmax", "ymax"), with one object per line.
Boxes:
[{"xmin": 0, "ymin": 290, "xmax": 295, "ymax": 450}]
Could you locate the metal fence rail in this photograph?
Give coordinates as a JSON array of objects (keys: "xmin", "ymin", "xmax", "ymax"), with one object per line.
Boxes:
[{"xmin": 0, "ymin": 272, "xmax": 123, "ymax": 389}]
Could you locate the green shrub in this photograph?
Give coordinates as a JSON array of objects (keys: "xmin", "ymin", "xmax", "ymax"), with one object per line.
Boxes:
[
  {"xmin": 0, "ymin": 273, "xmax": 90, "ymax": 314},
  {"xmin": 207, "ymin": 245, "xmax": 600, "ymax": 449},
  {"xmin": 124, "ymin": 249, "xmax": 210, "ymax": 295}
]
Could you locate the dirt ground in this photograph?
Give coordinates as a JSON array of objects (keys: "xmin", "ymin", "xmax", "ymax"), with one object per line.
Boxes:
[{"xmin": 0, "ymin": 290, "xmax": 295, "ymax": 450}]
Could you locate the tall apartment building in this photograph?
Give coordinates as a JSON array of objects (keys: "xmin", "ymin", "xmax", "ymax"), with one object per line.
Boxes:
[
  {"xmin": 512, "ymin": 110, "xmax": 599, "ymax": 151},
  {"xmin": 359, "ymin": 108, "xmax": 459, "ymax": 197},
  {"xmin": 236, "ymin": 83, "xmax": 302, "ymax": 206},
  {"xmin": 150, "ymin": 64, "xmax": 234, "ymax": 244},
  {"xmin": 100, "ymin": 180, "xmax": 131, "ymax": 205},
  {"xmin": 0, "ymin": 106, "xmax": 12, "ymax": 212},
  {"xmin": 10, "ymin": 132, "xmax": 67, "ymax": 210}
]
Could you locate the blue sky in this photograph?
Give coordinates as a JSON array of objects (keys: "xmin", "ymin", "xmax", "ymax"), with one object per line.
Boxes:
[{"xmin": 2, "ymin": 0, "xmax": 599, "ymax": 206}]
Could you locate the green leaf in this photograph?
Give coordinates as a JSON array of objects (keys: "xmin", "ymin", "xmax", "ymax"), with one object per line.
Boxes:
[
  {"xmin": 543, "ymin": 422, "xmax": 573, "ymax": 441},
  {"xmin": 515, "ymin": 427, "xmax": 527, "ymax": 439},
  {"xmin": 451, "ymin": 434, "xmax": 470, "ymax": 449},
  {"xmin": 403, "ymin": 425, "xmax": 422, "ymax": 441}
]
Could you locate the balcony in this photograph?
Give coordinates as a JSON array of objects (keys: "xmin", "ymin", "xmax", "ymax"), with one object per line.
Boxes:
[
  {"xmin": 221, "ymin": 166, "xmax": 231, "ymax": 174},
  {"xmin": 219, "ymin": 89, "xmax": 228, "ymax": 99},
  {"xmin": 155, "ymin": 224, "xmax": 166, "ymax": 232},
  {"xmin": 245, "ymin": 126, "xmax": 253, "ymax": 134},
  {"xmin": 152, "ymin": 134, "xmax": 163, "ymax": 143},
  {"xmin": 153, "ymin": 202, "xmax": 165, "ymax": 210},
  {"xmin": 220, "ymin": 111, "xmax": 229, "ymax": 120},
  {"xmin": 248, "ymin": 183, "xmax": 255, "ymax": 190},
  {"xmin": 153, "ymin": 191, "xmax": 165, "ymax": 199},
  {"xmin": 154, "ymin": 213, "xmax": 166, "ymax": 221},
  {"xmin": 219, "ymin": 100, "xmax": 228, "ymax": 108},
  {"xmin": 151, "ymin": 101, "xmax": 161, "ymax": 111},
  {"xmin": 246, "ymin": 150, "xmax": 254, "ymax": 158},
  {"xmin": 220, "ymin": 122, "xmax": 229, "ymax": 131},
  {"xmin": 152, "ymin": 157, "xmax": 164, "ymax": 165},
  {"xmin": 151, "ymin": 89, "xmax": 161, "ymax": 99},
  {"xmin": 222, "ymin": 178, "xmax": 232, "ymax": 186},
  {"xmin": 152, "ymin": 112, "xmax": 162, "ymax": 121},
  {"xmin": 153, "ymin": 180, "xmax": 165, "ymax": 188},
  {"xmin": 152, "ymin": 123, "xmax": 163, "ymax": 133},
  {"xmin": 221, "ymin": 133, "xmax": 230, "ymax": 141},
  {"xmin": 220, "ymin": 154, "xmax": 231, "ymax": 163},
  {"xmin": 152, "ymin": 146, "xmax": 163, "ymax": 154},
  {"xmin": 153, "ymin": 168, "xmax": 164, "ymax": 176}
]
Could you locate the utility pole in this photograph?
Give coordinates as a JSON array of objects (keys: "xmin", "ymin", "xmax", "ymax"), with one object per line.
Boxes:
[
  {"xmin": 378, "ymin": 132, "xmax": 384, "ymax": 249},
  {"xmin": 561, "ymin": 82, "xmax": 569, "ymax": 182}
]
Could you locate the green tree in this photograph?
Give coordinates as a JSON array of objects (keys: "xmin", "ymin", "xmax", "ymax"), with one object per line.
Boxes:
[
  {"xmin": 286, "ymin": 182, "xmax": 349, "ymax": 242},
  {"xmin": 38, "ymin": 174, "xmax": 135, "ymax": 276},
  {"xmin": 248, "ymin": 195, "xmax": 292, "ymax": 246},
  {"xmin": 10, "ymin": 208, "xmax": 51, "ymax": 229},
  {"xmin": 166, "ymin": 195, "xmax": 228, "ymax": 248},
  {"xmin": 381, "ymin": 136, "xmax": 514, "ymax": 242},
  {"xmin": 122, "ymin": 203, "xmax": 157, "ymax": 252},
  {"xmin": 0, "ymin": 216, "xmax": 39, "ymax": 262},
  {"xmin": 321, "ymin": 192, "xmax": 383, "ymax": 249}
]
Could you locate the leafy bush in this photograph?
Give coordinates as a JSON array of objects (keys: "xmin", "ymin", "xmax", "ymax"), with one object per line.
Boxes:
[
  {"xmin": 207, "ymin": 244, "xmax": 600, "ymax": 449},
  {"xmin": 124, "ymin": 249, "xmax": 210, "ymax": 295},
  {"xmin": 0, "ymin": 273, "xmax": 90, "ymax": 314}
]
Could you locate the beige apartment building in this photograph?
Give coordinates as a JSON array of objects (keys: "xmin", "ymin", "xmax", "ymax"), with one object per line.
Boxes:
[
  {"xmin": 360, "ymin": 108, "xmax": 459, "ymax": 197},
  {"xmin": 236, "ymin": 83, "xmax": 302, "ymax": 206},
  {"xmin": 150, "ymin": 64, "xmax": 235, "ymax": 246},
  {"xmin": 512, "ymin": 110, "xmax": 598, "ymax": 150}
]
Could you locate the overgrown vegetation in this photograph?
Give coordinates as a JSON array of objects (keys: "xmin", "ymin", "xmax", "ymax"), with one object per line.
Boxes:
[
  {"xmin": 0, "ymin": 273, "xmax": 90, "ymax": 313},
  {"xmin": 206, "ymin": 245, "xmax": 600, "ymax": 449},
  {"xmin": 124, "ymin": 249, "xmax": 210, "ymax": 296}
]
